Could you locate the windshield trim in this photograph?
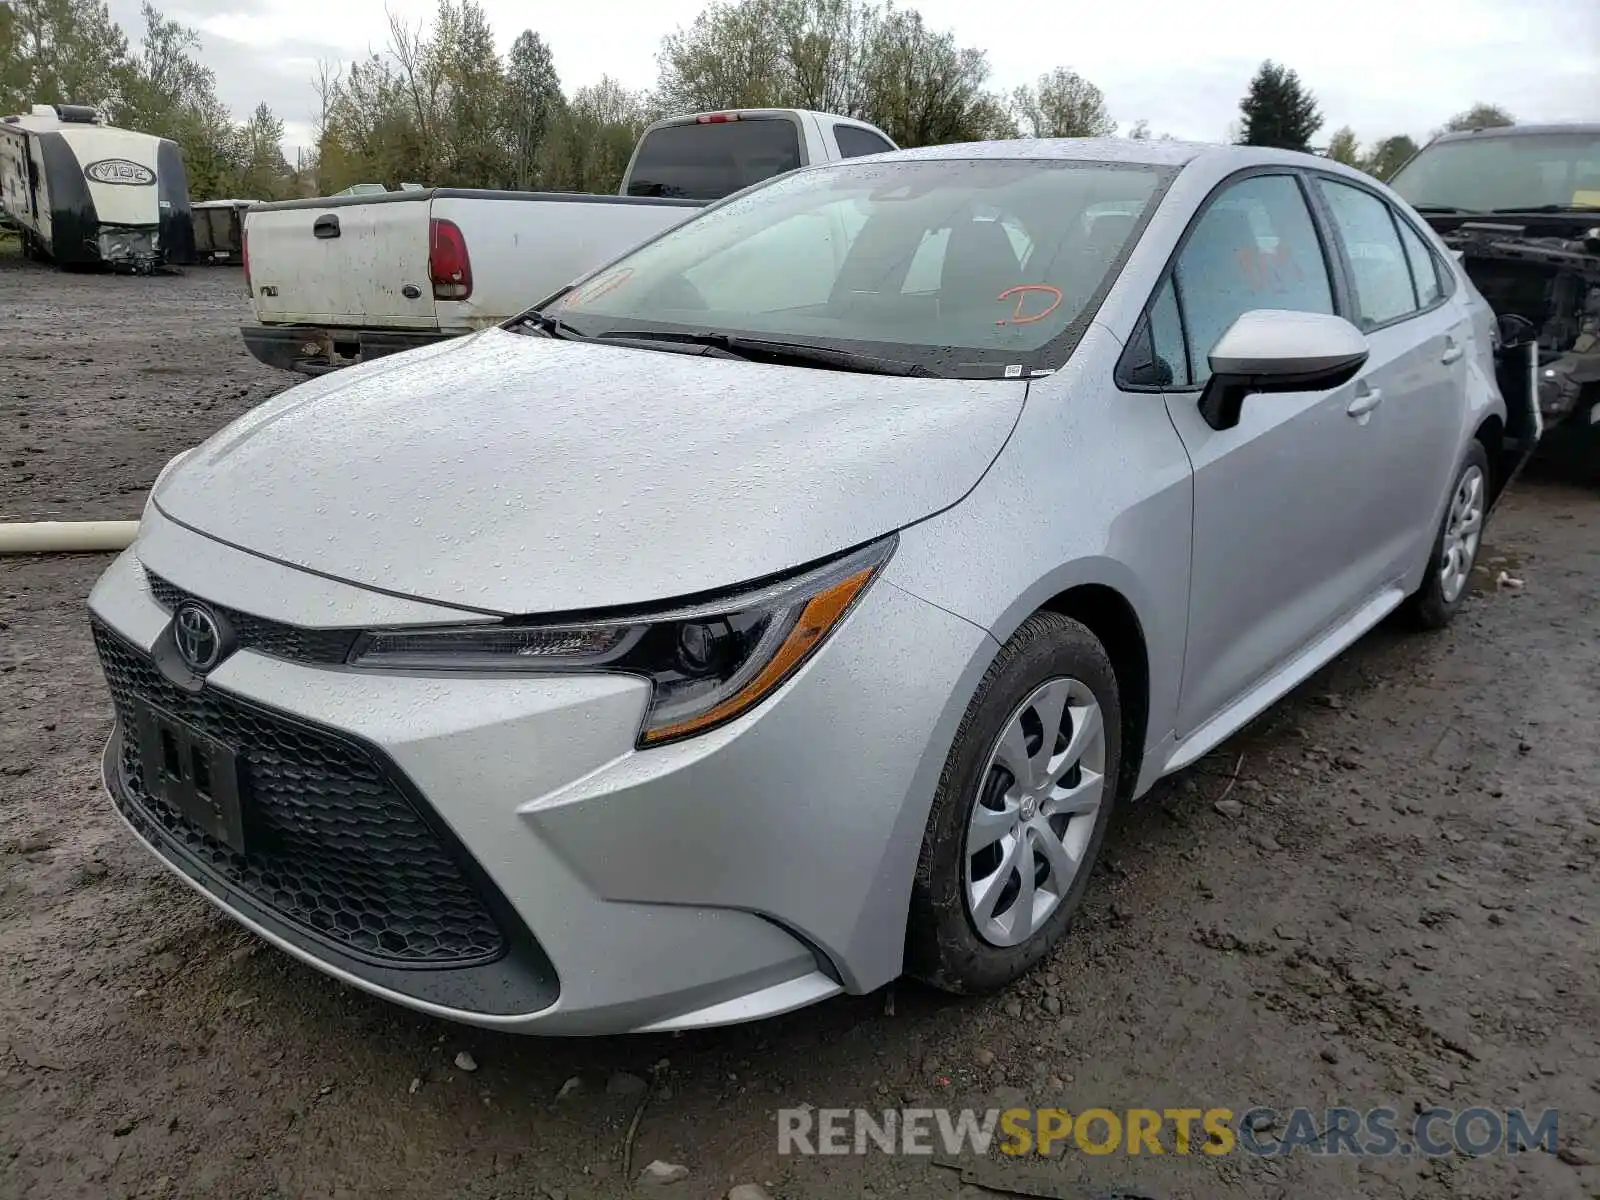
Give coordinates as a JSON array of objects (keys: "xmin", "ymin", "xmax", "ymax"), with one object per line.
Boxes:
[{"xmin": 512, "ymin": 157, "xmax": 1181, "ymax": 379}]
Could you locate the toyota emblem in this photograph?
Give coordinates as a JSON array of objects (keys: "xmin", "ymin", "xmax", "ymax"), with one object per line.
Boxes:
[{"xmin": 172, "ymin": 602, "xmax": 225, "ymax": 672}]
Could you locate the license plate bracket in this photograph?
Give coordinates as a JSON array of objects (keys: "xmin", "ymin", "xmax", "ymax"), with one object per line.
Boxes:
[{"xmin": 133, "ymin": 702, "xmax": 247, "ymax": 853}]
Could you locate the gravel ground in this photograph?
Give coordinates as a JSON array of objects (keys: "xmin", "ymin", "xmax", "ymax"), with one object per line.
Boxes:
[{"xmin": 2, "ymin": 252, "xmax": 1598, "ymax": 1200}]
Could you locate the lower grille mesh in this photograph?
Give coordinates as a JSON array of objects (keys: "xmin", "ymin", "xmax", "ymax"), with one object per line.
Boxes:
[{"xmin": 93, "ymin": 621, "xmax": 506, "ymax": 967}]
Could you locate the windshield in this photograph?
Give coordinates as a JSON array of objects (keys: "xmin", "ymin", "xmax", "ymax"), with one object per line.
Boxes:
[
  {"xmin": 548, "ymin": 157, "xmax": 1169, "ymax": 376},
  {"xmin": 1389, "ymin": 132, "xmax": 1600, "ymax": 212}
]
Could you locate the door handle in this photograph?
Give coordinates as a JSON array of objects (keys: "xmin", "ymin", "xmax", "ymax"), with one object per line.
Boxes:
[
  {"xmin": 1440, "ymin": 338, "xmax": 1464, "ymax": 365},
  {"xmin": 1346, "ymin": 386, "xmax": 1384, "ymax": 419}
]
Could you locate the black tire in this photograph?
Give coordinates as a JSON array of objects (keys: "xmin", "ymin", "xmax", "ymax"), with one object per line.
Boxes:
[
  {"xmin": 905, "ymin": 611, "xmax": 1121, "ymax": 994},
  {"xmin": 1404, "ymin": 439, "xmax": 1491, "ymax": 631}
]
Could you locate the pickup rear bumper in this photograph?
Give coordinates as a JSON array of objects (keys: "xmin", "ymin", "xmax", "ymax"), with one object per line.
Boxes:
[{"xmin": 241, "ymin": 324, "xmax": 452, "ymax": 375}]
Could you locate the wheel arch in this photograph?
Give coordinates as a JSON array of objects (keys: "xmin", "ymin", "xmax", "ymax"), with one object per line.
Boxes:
[
  {"xmin": 1473, "ymin": 412, "xmax": 1508, "ymax": 503},
  {"xmin": 1034, "ymin": 583, "xmax": 1150, "ymax": 806}
]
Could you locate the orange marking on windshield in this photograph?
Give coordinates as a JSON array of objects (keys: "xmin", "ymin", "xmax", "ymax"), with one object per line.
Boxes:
[{"xmin": 995, "ymin": 284, "xmax": 1063, "ymax": 326}]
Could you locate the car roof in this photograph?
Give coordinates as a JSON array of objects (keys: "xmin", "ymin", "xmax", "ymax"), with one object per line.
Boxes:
[
  {"xmin": 870, "ymin": 137, "xmax": 1333, "ymax": 172},
  {"xmin": 1429, "ymin": 122, "xmax": 1600, "ymax": 143}
]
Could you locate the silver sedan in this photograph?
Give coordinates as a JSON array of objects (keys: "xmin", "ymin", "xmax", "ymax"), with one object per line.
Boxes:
[{"xmin": 89, "ymin": 138, "xmax": 1508, "ymax": 1034}]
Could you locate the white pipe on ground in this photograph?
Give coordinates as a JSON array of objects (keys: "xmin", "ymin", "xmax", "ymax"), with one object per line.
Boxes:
[{"xmin": 0, "ymin": 521, "xmax": 139, "ymax": 554}]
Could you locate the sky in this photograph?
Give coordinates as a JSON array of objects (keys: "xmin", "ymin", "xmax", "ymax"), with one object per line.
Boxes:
[{"xmin": 105, "ymin": 0, "xmax": 1600, "ymax": 158}]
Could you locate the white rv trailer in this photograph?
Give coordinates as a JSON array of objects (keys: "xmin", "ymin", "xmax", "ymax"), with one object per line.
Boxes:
[{"xmin": 0, "ymin": 103, "xmax": 194, "ymax": 269}]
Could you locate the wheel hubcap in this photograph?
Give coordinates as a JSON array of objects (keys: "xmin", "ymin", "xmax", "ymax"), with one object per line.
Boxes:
[
  {"xmin": 964, "ymin": 677, "xmax": 1108, "ymax": 948},
  {"xmin": 1439, "ymin": 464, "xmax": 1485, "ymax": 604}
]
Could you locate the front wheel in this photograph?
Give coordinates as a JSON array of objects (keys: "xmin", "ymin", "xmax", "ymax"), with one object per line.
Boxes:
[
  {"xmin": 1404, "ymin": 440, "xmax": 1490, "ymax": 630},
  {"xmin": 905, "ymin": 612, "xmax": 1121, "ymax": 994}
]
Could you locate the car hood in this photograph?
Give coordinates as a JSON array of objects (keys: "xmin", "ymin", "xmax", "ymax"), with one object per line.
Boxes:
[{"xmin": 155, "ymin": 329, "xmax": 1026, "ymax": 615}]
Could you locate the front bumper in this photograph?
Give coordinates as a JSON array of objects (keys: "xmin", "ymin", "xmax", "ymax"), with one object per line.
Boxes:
[
  {"xmin": 87, "ymin": 514, "xmax": 993, "ymax": 1034},
  {"xmin": 96, "ymin": 224, "xmax": 163, "ymax": 270}
]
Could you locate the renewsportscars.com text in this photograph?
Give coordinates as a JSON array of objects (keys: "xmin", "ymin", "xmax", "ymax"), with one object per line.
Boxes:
[{"xmin": 777, "ymin": 1106, "xmax": 1560, "ymax": 1158}]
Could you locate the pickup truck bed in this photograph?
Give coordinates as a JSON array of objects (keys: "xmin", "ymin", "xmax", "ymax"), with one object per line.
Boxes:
[
  {"xmin": 241, "ymin": 188, "xmax": 702, "ymax": 373},
  {"xmin": 241, "ymin": 108, "xmax": 899, "ymax": 374}
]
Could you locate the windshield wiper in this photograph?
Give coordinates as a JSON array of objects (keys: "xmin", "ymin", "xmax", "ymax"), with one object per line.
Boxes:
[
  {"xmin": 1489, "ymin": 203, "xmax": 1600, "ymax": 214},
  {"xmin": 596, "ymin": 330, "xmax": 943, "ymax": 377},
  {"xmin": 512, "ymin": 309, "xmax": 591, "ymax": 340},
  {"xmin": 512, "ymin": 312, "xmax": 748, "ymax": 360},
  {"xmin": 1410, "ymin": 204, "xmax": 1479, "ymax": 214}
]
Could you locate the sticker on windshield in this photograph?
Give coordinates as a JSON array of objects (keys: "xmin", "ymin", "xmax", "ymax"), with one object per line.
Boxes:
[
  {"xmin": 1004, "ymin": 364, "xmax": 1022, "ymax": 378},
  {"xmin": 565, "ymin": 268, "xmax": 634, "ymax": 309},
  {"xmin": 1574, "ymin": 189, "xmax": 1600, "ymax": 207},
  {"xmin": 995, "ymin": 284, "xmax": 1062, "ymax": 326}
]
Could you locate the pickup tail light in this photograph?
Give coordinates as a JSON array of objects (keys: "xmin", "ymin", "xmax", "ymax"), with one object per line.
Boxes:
[{"xmin": 428, "ymin": 217, "xmax": 472, "ymax": 301}]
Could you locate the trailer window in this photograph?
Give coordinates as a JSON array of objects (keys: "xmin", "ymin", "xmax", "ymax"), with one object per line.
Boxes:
[{"xmin": 625, "ymin": 119, "xmax": 803, "ymax": 201}]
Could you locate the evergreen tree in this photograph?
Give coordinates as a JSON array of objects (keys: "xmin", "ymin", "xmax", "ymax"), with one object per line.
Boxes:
[
  {"xmin": 503, "ymin": 31, "xmax": 562, "ymax": 190},
  {"xmin": 1237, "ymin": 60, "xmax": 1322, "ymax": 152}
]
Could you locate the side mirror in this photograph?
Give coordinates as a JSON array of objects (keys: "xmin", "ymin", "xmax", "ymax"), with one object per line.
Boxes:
[{"xmin": 1199, "ymin": 309, "xmax": 1369, "ymax": 431}]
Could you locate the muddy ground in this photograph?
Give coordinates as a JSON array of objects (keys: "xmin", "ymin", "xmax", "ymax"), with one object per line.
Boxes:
[{"xmin": 1, "ymin": 252, "xmax": 1597, "ymax": 1200}]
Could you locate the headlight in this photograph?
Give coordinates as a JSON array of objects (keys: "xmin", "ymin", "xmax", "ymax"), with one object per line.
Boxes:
[{"xmin": 347, "ymin": 536, "xmax": 896, "ymax": 746}]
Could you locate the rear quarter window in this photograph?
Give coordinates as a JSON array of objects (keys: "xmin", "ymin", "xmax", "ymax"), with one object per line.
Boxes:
[
  {"xmin": 834, "ymin": 125, "xmax": 895, "ymax": 158},
  {"xmin": 625, "ymin": 119, "xmax": 803, "ymax": 201}
]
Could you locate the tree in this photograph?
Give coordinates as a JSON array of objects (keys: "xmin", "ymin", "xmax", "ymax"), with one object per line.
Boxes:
[
  {"xmin": 1324, "ymin": 125, "xmax": 1361, "ymax": 166},
  {"xmin": 316, "ymin": 0, "xmax": 520, "ymax": 191},
  {"xmin": 1010, "ymin": 66, "xmax": 1114, "ymax": 139},
  {"xmin": 537, "ymin": 76, "xmax": 654, "ymax": 194},
  {"xmin": 1441, "ymin": 102, "xmax": 1513, "ymax": 133},
  {"xmin": 116, "ymin": 4, "xmax": 240, "ymax": 198},
  {"xmin": 0, "ymin": 0, "xmax": 133, "ymax": 116},
  {"xmin": 657, "ymin": 0, "xmax": 880, "ymax": 118},
  {"xmin": 1127, "ymin": 119, "xmax": 1150, "ymax": 140},
  {"xmin": 860, "ymin": 6, "xmax": 998, "ymax": 147},
  {"xmin": 656, "ymin": 0, "xmax": 1006, "ymax": 148},
  {"xmin": 425, "ymin": 0, "xmax": 510, "ymax": 186},
  {"xmin": 503, "ymin": 31, "xmax": 562, "ymax": 190},
  {"xmin": 1237, "ymin": 60, "xmax": 1321, "ymax": 152},
  {"xmin": 235, "ymin": 101, "xmax": 290, "ymax": 199},
  {"xmin": 1363, "ymin": 133, "xmax": 1418, "ymax": 181}
]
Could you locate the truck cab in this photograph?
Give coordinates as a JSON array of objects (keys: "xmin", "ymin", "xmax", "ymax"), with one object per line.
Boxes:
[{"xmin": 621, "ymin": 109, "xmax": 897, "ymax": 200}]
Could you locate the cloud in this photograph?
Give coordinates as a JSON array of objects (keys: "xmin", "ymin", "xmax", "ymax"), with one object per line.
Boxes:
[{"xmin": 107, "ymin": 0, "xmax": 1599, "ymax": 155}]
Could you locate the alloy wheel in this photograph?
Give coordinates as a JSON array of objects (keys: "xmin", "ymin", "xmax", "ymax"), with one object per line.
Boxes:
[
  {"xmin": 964, "ymin": 676, "xmax": 1108, "ymax": 948},
  {"xmin": 1439, "ymin": 464, "xmax": 1485, "ymax": 604}
]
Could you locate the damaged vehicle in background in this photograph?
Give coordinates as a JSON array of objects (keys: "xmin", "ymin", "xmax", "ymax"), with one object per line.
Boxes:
[{"xmin": 1389, "ymin": 123, "xmax": 1600, "ymax": 469}]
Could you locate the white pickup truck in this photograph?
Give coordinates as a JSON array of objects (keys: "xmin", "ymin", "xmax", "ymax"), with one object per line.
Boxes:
[{"xmin": 240, "ymin": 108, "xmax": 897, "ymax": 373}]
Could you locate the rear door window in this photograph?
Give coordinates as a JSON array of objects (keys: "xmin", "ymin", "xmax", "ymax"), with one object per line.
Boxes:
[
  {"xmin": 834, "ymin": 124, "xmax": 895, "ymax": 158},
  {"xmin": 1317, "ymin": 179, "xmax": 1419, "ymax": 327},
  {"xmin": 625, "ymin": 119, "xmax": 803, "ymax": 200},
  {"xmin": 1394, "ymin": 216, "xmax": 1443, "ymax": 308}
]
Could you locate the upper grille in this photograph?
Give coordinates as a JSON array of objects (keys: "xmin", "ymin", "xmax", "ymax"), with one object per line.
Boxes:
[
  {"xmin": 93, "ymin": 621, "xmax": 507, "ymax": 967},
  {"xmin": 145, "ymin": 571, "xmax": 358, "ymax": 665}
]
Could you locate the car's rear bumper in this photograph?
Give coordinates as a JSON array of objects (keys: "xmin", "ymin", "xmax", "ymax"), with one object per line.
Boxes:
[{"xmin": 241, "ymin": 324, "xmax": 453, "ymax": 375}]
